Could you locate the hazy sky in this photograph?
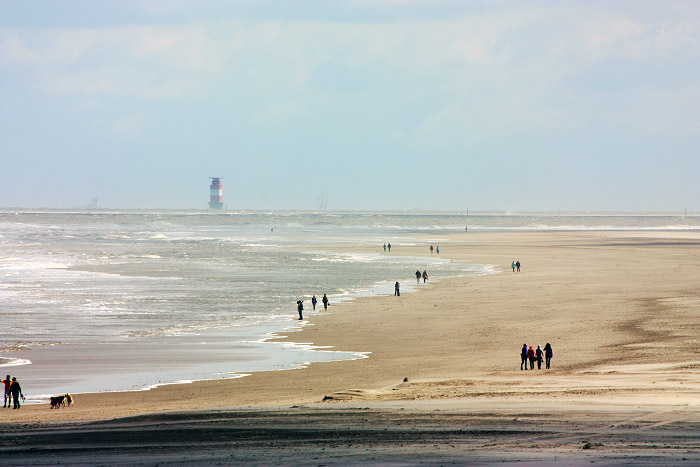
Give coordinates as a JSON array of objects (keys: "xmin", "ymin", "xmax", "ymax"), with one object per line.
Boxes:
[{"xmin": 1, "ymin": 1, "xmax": 698, "ymax": 210}]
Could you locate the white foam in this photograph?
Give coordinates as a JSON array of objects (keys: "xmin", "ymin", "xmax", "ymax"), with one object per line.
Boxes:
[{"xmin": 0, "ymin": 357, "xmax": 32, "ymax": 367}]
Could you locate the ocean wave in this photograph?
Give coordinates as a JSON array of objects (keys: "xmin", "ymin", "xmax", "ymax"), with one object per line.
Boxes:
[
  {"xmin": 466, "ymin": 224, "xmax": 700, "ymax": 231},
  {"xmin": 0, "ymin": 357, "xmax": 32, "ymax": 367},
  {"xmin": 124, "ymin": 321, "xmax": 244, "ymax": 338},
  {"xmin": 2, "ymin": 341, "xmax": 68, "ymax": 352},
  {"xmin": 0, "ymin": 259, "xmax": 72, "ymax": 270}
]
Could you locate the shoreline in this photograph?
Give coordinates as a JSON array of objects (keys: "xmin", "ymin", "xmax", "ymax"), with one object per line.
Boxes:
[
  {"xmin": 2, "ymin": 229, "xmax": 699, "ymax": 463},
  {"xmin": 2, "ymin": 230, "xmax": 698, "ymax": 421},
  {"xmin": 2, "ymin": 248, "xmax": 485, "ymax": 402}
]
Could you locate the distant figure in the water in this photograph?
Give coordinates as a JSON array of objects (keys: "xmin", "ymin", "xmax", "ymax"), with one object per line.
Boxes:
[
  {"xmin": 388, "ymin": 243, "xmax": 392, "ymax": 252},
  {"xmin": 415, "ymin": 270, "xmax": 422, "ymax": 283},
  {"xmin": 536, "ymin": 345, "xmax": 544, "ymax": 369},
  {"xmin": 430, "ymin": 245, "xmax": 434, "ymax": 254},
  {"xmin": 544, "ymin": 343, "xmax": 553, "ymax": 369},
  {"xmin": 296, "ymin": 300, "xmax": 304, "ymax": 320},
  {"xmin": 511, "ymin": 261, "xmax": 516, "ymax": 272},
  {"xmin": 322, "ymin": 294, "xmax": 329, "ymax": 310},
  {"xmin": 422, "ymin": 270, "xmax": 428, "ymax": 283},
  {"xmin": 527, "ymin": 345, "xmax": 535, "ymax": 369},
  {"xmin": 516, "ymin": 260, "xmax": 521, "ymax": 272},
  {"xmin": 311, "ymin": 295, "xmax": 317, "ymax": 311},
  {"xmin": 520, "ymin": 344, "xmax": 528, "ymax": 370},
  {"xmin": 394, "ymin": 281, "xmax": 400, "ymax": 296}
]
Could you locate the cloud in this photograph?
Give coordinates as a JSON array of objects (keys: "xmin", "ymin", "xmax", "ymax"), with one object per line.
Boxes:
[
  {"xmin": 1, "ymin": 24, "xmax": 228, "ymax": 98},
  {"xmin": 2, "ymin": 3, "xmax": 699, "ymax": 150}
]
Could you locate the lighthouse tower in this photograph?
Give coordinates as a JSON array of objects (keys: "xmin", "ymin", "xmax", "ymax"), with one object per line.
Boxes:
[{"xmin": 208, "ymin": 178, "xmax": 224, "ymax": 209}]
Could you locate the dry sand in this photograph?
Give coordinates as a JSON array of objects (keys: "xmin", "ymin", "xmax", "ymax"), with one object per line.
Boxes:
[{"xmin": 2, "ymin": 231, "xmax": 699, "ymax": 464}]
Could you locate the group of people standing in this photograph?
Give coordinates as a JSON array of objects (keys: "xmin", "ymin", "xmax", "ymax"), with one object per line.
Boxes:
[
  {"xmin": 297, "ymin": 294, "xmax": 329, "ymax": 320},
  {"xmin": 521, "ymin": 343, "xmax": 553, "ymax": 370},
  {"xmin": 2, "ymin": 374, "xmax": 24, "ymax": 409}
]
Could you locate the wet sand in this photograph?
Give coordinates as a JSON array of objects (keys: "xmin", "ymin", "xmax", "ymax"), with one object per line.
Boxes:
[
  {"xmin": 2, "ymin": 231, "xmax": 699, "ymax": 464},
  {"xmin": 3, "ymin": 404, "xmax": 699, "ymax": 465}
]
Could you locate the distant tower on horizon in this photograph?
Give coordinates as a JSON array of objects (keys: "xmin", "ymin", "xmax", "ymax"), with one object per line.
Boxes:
[{"xmin": 208, "ymin": 178, "xmax": 224, "ymax": 209}]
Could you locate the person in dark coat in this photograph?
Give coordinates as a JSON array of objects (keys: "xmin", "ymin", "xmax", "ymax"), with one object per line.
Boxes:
[
  {"xmin": 394, "ymin": 282, "xmax": 400, "ymax": 296},
  {"xmin": 415, "ymin": 270, "xmax": 422, "ymax": 283},
  {"xmin": 516, "ymin": 260, "xmax": 521, "ymax": 272},
  {"xmin": 10, "ymin": 377, "xmax": 23, "ymax": 409},
  {"xmin": 297, "ymin": 300, "xmax": 304, "ymax": 320},
  {"xmin": 311, "ymin": 295, "xmax": 317, "ymax": 311},
  {"xmin": 520, "ymin": 344, "xmax": 528, "ymax": 370},
  {"xmin": 422, "ymin": 270, "xmax": 428, "ymax": 283},
  {"xmin": 544, "ymin": 343, "xmax": 553, "ymax": 369},
  {"xmin": 322, "ymin": 294, "xmax": 329, "ymax": 310}
]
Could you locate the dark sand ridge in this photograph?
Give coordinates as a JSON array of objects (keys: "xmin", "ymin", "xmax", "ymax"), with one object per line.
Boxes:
[{"xmin": 2, "ymin": 231, "xmax": 699, "ymax": 464}]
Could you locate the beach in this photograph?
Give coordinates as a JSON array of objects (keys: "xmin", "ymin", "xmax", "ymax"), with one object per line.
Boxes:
[{"xmin": 2, "ymin": 231, "xmax": 700, "ymax": 464}]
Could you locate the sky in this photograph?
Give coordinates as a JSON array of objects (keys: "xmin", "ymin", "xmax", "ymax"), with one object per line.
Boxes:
[{"xmin": 1, "ymin": 0, "xmax": 698, "ymax": 211}]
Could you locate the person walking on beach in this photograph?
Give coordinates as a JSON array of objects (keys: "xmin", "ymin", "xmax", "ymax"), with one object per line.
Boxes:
[
  {"xmin": 297, "ymin": 300, "xmax": 304, "ymax": 320},
  {"xmin": 544, "ymin": 343, "xmax": 553, "ymax": 369},
  {"xmin": 511, "ymin": 261, "xmax": 516, "ymax": 272},
  {"xmin": 383, "ymin": 243, "xmax": 386, "ymax": 252},
  {"xmin": 536, "ymin": 345, "xmax": 544, "ymax": 369},
  {"xmin": 311, "ymin": 295, "xmax": 317, "ymax": 311},
  {"xmin": 430, "ymin": 245, "xmax": 434, "ymax": 254},
  {"xmin": 322, "ymin": 294, "xmax": 329, "ymax": 310},
  {"xmin": 520, "ymin": 344, "xmax": 528, "ymax": 370},
  {"xmin": 387, "ymin": 243, "xmax": 391, "ymax": 252},
  {"xmin": 9, "ymin": 377, "xmax": 23, "ymax": 409},
  {"xmin": 516, "ymin": 260, "xmax": 521, "ymax": 272},
  {"xmin": 436, "ymin": 246, "xmax": 439, "ymax": 254},
  {"xmin": 415, "ymin": 269, "xmax": 422, "ymax": 284},
  {"xmin": 2, "ymin": 374, "xmax": 11, "ymax": 408},
  {"xmin": 422, "ymin": 270, "xmax": 428, "ymax": 283},
  {"xmin": 394, "ymin": 281, "xmax": 400, "ymax": 296},
  {"xmin": 527, "ymin": 346, "xmax": 535, "ymax": 370}
]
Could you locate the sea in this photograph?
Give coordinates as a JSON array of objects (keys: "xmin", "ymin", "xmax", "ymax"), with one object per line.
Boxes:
[{"xmin": 1, "ymin": 210, "xmax": 697, "ymax": 402}]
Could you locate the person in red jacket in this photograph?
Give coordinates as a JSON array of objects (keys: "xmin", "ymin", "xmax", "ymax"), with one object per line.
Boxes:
[
  {"xmin": 527, "ymin": 346, "xmax": 535, "ymax": 370},
  {"xmin": 2, "ymin": 375, "xmax": 11, "ymax": 408}
]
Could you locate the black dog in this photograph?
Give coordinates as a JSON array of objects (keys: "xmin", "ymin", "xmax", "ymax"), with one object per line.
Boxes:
[{"xmin": 50, "ymin": 394, "xmax": 73, "ymax": 409}]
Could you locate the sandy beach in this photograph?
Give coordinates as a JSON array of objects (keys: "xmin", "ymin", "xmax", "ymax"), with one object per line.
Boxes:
[{"xmin": 2, "ymin": 231, "xmax": 699, "ymax": 464}]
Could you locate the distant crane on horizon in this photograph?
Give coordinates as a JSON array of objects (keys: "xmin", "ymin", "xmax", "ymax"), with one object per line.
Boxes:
[{"xmin": 315, "ymin": 194, "xmax": 328, "ymax": 211}]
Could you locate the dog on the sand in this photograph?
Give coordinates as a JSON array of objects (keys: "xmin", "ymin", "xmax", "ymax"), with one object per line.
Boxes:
[{"xmin": 50, "ymin": 394, "xmax": 73, "ymax": 409}]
